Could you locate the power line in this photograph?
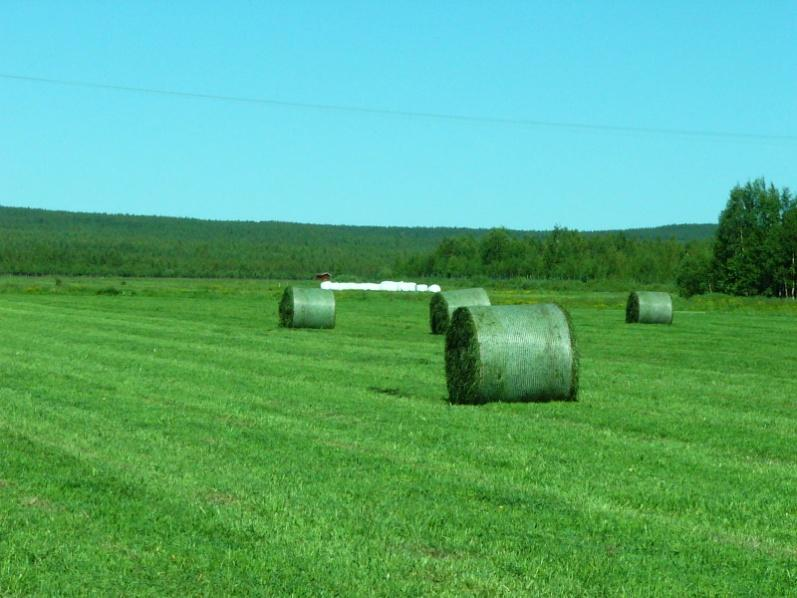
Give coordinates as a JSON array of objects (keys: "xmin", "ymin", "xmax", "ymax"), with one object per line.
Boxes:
[{"xmin": 1, "ymin": 72, "xmax": 795, "ymax": 143}]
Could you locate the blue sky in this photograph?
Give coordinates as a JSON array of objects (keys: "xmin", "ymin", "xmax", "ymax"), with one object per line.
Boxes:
[{"xmin": 1, "ymin": 1, "xmax": 795, "ymax": 230}]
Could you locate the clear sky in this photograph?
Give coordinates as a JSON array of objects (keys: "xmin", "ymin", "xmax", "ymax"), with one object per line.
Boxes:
[{"xmin": 1, "ymin": 1, "xmax": 795, "ymax": 230}]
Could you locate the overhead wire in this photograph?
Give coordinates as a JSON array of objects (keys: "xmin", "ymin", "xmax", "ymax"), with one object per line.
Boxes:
[{"xmin": 1, "ymin": 72, "xmax": 795, "ymax": 143}]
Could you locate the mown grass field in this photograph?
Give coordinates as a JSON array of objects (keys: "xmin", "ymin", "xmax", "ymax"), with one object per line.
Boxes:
[{"xmin": 1, "ymin": 277, "xmax": 796, "ymax": 596}]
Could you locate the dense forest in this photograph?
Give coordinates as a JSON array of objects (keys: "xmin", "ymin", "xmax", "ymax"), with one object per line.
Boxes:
[
  {"xmin": 400, "ymin": 227, "xmax": 709, "ymax": 286},
  {"xmin": 0, "ymin": 207, "xmax": 478, "ymax": 279},
  {"xmin": 403, "ymin": 179, "xmax": 796, "ymax": 299},
  {"xmin": 2, "ymin": 181, "xmax": 792, "ymax": 299},
  {"xmin": 0, "ymin": 206, "xmax": 714, "ymax": 282}
]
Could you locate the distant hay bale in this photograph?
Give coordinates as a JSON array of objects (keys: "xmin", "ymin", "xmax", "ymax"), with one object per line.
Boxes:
[
  {"xmin": 279, "ymin": 287, "xmax": 335, "ymax": 329},
  {"xmin": 625, "ymin": 291, "xmax": 673, "ymax": 324},
  {"xmin": 445, "ymin": 304, "xmax": 578, "ymax": 404},
  {"xmin": 429, "ymin": 288, "xmax": 491, "ymax": 334}
]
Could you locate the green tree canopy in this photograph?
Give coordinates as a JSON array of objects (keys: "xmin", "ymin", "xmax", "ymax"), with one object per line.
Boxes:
[{"xmin": 712, "ymin": 179, "xmax": 795, "ymax": 297}]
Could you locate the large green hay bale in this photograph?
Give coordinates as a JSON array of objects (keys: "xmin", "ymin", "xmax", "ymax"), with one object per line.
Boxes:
[
  {"xmin": 445, "ymin": 304, "xmax": 579, "ymax": 404},
  {"xmin": 279, "ymin": 287, "xmax": 335, "ymax": 329},
  {"xmin": 429, "ymin": 288, "xmax": 491, "ymax": 334},
  {"xmin": 625, "ymin": 291, "xmax": 673, "ymax": 324}
]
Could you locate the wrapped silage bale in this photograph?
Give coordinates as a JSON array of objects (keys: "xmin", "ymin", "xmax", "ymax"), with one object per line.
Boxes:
[
  {"xmin": 279, "ymin": 287, "xmax": 336, "ymax": 329},
  {"xmin": 428, "ymin": 284, "xmax": 442, "ymax": 293},
  {"xmin": 445, "ymin": 304, "xmax": 579, "ymax": 404},
  {"xmin": 625, "ymin": 291, "xmax": 673, "ymax": 324},
  {"xmin": 417, "ymin": 284, "xmax": 429, "ymax": 292},
  {"xmin": 429, "ymin": 288, "xmax": 491, "ymax": 335}
]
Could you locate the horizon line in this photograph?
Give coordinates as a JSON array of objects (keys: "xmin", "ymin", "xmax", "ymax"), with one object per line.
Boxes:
[{"xmin": 0, "ymin": 202, "xmax": 714, "ymax": 234}]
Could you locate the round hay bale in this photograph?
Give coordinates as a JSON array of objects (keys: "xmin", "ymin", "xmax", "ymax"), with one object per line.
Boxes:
[
  {"xmin": 279, "ymin": 287, "xmax": 335, "ymax": 329},
  {"xmin": 429, "ymin": 288, "xmax": 491, "ymax": 334},
  {"xmin": 625, "ymin": 291, "xmax": 673, "ymax": 324},
  {"xmin": 445, "ymin": 304, "xmax": 578, "ymax": 404}
]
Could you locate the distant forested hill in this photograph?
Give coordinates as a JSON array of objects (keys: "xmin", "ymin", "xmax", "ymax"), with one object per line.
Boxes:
[
  {"xmin": 587, "ymin": 223, "xmax": 718, "ymax": 242},
  {"xmin": 0, "ymin": 205, "xmax": 715, "ymax": 279}
]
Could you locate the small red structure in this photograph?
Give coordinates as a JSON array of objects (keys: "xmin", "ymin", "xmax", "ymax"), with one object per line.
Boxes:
[{"xmin": 314, "ymin": 272, "xmax": 331, "ymax": 282}]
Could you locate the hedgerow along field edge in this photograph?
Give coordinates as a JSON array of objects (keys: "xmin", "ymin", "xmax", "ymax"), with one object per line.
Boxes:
[{"xmin": 0, "ymin": 277, "xmax": 795, "ymax": 595}]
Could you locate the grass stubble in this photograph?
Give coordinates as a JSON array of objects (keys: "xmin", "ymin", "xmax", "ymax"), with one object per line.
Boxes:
[{"xmin": 0, "ymin": 277, "xmax": 795, "ymax": 595}]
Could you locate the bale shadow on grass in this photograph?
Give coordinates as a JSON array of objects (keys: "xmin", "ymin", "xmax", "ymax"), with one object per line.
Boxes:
[{"xmin": 368, "ymin": 386, "xmax": 410, "ymax": 398}]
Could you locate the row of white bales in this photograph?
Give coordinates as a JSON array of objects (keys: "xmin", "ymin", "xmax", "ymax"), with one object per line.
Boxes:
[
  {"xmin": 320, "ymin": 280, "xmax": 441, "ymax": 292},
  {"xmin": 279, "ymin": 285, "xmax": 673, "ymax": 405}
]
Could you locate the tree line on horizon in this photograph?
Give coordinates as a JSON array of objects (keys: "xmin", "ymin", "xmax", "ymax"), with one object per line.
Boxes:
[
  {"xmin": 404, "ymin": 179, "xmax": 795, "ymax": 298},
  {"xmin": 399, "ymin": 227, "xmax": 699, "ymax": 286},
  {"xmin": 0, "ymin": 205, "xmax": 712, "ymax": 284},
  {"xmin": 0, "ymin": 180, "xmax": 792, "ymax": 298}
]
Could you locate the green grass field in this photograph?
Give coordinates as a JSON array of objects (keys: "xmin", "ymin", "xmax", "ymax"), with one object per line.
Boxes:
[{"xmin": 1, "ymin": 277, "xmax": 796, "ymax": 596}]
